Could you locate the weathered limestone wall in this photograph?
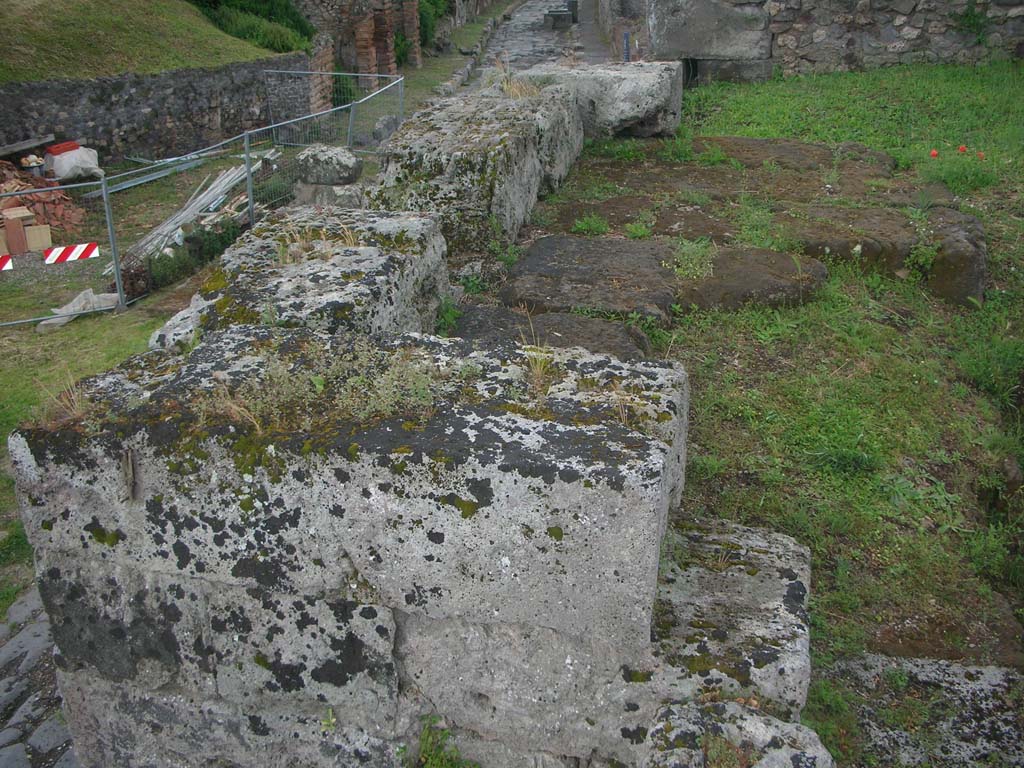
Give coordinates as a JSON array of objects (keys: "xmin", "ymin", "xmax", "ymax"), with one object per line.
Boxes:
[
  {"xmin": 371, "ymin": 62, "xmax": 682, "ymax": 248},
  {"xmin": 0, "ymin": 53, "xmax": 310, "ymax": 161},
  {"xmin": 616, "ymin": 0, "xmax": 1024, "ymax": 82}
]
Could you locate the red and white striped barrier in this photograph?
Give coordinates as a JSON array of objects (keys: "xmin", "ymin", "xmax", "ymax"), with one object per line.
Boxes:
[
  {"xmin": 0, "ymin": 255, "xmax": 11, "ymax": 272},
  {"xmin": 44, "ymin": 242, "xmax": 100, "ymax": 264}
]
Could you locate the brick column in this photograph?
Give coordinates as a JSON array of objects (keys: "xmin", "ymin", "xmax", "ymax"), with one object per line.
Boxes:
[
  {"xmin": 373, "ymin": 2, "xmax": 398, "ymax": 75},
  {"xmin": 402, "ymin": 0, "xmax": 423, "ymax": 67},
  {"xmin": 354, "ymin": 13, "xmax": 377, "ymax": 83}
]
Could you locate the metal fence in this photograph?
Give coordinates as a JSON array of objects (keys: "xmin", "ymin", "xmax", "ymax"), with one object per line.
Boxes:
[{"xmin": 0, "ymin": 72, "xmax": 403, "ymax": 329}]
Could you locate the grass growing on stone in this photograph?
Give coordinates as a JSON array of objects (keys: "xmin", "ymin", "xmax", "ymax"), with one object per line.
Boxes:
[
  {"xmin": 0, "ymin": 0, "xmax": 278, "ymax": 82},
  {"xmin": 0, "ymin": 301, "xmax": 172, "ymax": 618},
  {"xmin": 536, "ymin": 61, "xmax": 1024, "ymax": 766}
]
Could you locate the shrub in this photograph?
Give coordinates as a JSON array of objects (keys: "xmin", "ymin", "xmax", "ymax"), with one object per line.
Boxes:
[
  {"xmin": 191, "ymin": 0, "xmax": 315, "ymax": 39},
  {"xmin": 148, "ymin": 220, "xmax": 243, "ymax": 292},
  {"xmin": 394, "ymin": 32, "xmax": 412, "ymax": 67}
]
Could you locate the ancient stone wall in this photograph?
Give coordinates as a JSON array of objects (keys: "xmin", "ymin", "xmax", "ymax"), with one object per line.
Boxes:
[
  {"xmin": 630, "ymin": 0, "xmax": 1024, "ymax": 82},
  {"xmin": 0, "ymin": 53, "xmax": 310, "ymax": 162}
]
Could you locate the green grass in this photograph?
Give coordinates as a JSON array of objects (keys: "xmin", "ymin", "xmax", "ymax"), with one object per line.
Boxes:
[
  {"xmin": 687, "ymin": 61, "xmax": 1022, "ymax": 192},
  {"xmin": 570, "ymin": 213, "xmax": 610, "ymax": 236},
  {"xmin": 0, "ymin": 0, "xmax": 280, "ymax": 82},
  {"xmin": 0, "ymin": 301, "xmax": 171, "ymax": 617},
  {"xmin": 539, "ymin": 66, "xmax": 1024, "ymax": 740}
]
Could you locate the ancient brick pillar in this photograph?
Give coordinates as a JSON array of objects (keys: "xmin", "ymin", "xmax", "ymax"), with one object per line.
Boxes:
[
  {"xmin": 354, "ymin": 13, "xmax": 377, "ymax": 81},
  {"xmin": 402, "ymin": 0, "xmax": 423, "ymax": 67},
  {"xmin": 373, "ymin": 2, "xmax": 398, "ymax": 75}
]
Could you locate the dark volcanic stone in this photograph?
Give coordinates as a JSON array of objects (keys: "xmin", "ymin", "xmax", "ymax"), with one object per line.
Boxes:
[
  {"xmin": 500, "ymin": 235, "xmax": 678, "ymax": 325},
  {"xmin": 452, "ymin": 305, "xmax": 651, "ymax": 360},
  {"xmin": 678, "ymin": 247, "xmax": 828, "ymax": 312}
]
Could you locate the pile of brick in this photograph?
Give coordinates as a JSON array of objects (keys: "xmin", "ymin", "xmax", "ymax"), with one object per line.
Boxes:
[{"xmin": 0, "ymin": 160, "xmax": 85, "ymax": 233}]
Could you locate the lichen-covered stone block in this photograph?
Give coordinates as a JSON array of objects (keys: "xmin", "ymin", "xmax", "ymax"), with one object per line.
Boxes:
[
  {"xmin": 519, "ymin": 62, "xmax": 684, "ymax": 138},
  {"xmin": 11, "ymin": 324, "xmax": 689, "ymax": 766},
  {"xmin": 296, "ymin": 144, "xmax": 364, "ymax": 185},
  {"xmin": 656, "ymin": 523, "xmax": 812, "ymax": 719},
  {"xmin": 369, "ymin": 84, "xmax": 583, "ymax": 250},
  {"xmin": 150, "ymin": 207, "xmax": 450, "ymax": 350},
  {"xmin": 57, "ymin": 669, "xmax": 399, "ymax": 768}
]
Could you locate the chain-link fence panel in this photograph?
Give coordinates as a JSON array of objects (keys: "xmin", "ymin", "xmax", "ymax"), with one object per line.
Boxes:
[{"xmin": 0, "ymin": 179, "xmax": 125, "ymax": 328}]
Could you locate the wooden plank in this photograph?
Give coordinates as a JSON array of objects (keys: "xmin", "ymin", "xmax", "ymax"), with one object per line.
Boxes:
[{"xmin": 0, "ymin": 134, "xmax": 56, "ymax": 158}]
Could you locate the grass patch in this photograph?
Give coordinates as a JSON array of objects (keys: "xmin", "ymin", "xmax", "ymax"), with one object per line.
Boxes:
[
  {"xmin": 666, "ymin": 237, "xmax": 715, "ymax": 281},
  {"xmin": 0, "ymin": 0, "xmax": 279, "ymax": 82},
  {"xmin": 731, "ymin": 193, "xmax": 802, "ymax": 252},
  {"xmin": 570, "ymin": 214, "xmax": 610, "ymax": 236},
  {"xmin": 584, "ymin": 138, "xmax": 646, "ymax": 162}
]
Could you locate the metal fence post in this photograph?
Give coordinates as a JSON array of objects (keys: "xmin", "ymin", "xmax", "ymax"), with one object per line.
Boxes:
[
  {"xmin": 398, "ymin": 78, "xmax": 405, "ymax": 124},
  {"xmin": 347, "ymin": 102, "xmax": 356, "ymax": 148},
  {"xmin": 101, "ymin": 176, "xmax": 127, "ymax": 309},
  {"xmin": 244, "ymin": 131, "xmax": 256, "ymax": 226},
  {"xmin": 623, "ymin": 32, "xmax": 631, "ymax": 62}
]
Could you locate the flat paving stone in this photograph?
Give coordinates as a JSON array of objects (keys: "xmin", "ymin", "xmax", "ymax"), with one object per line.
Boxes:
[
  {"xmin": 54, "ymin": 750, "xmax": 80, "ymax": 768},
  {"xmin": 0, "ymin": 621, "xmax": 52, "ymax": 676},
  {"xmin": 0, "ymin": 730, "xmax": 18, "ymax": 749},
  {"xmin": 28, "ymin": 714, "xmax": 70, "ymax": 753},
  {"xmin": 4, "ymin": 589, "xmax": 41, "ymax": 628},
  {"xmin": 500, "ymin": 235, "xmax": 678, "ymax": 324},
  {"xmin": 677, "ymin": 246, "xmax": 828, "ymax": 312},
  {"xmin": 452, "ymin": 304, "xmax": 651, "ymax": 359},
  {"xmin": 0, "ymin": 743, "xmax": 29, "ymax": 768},
  {"xmin": 0, "ymin": 680, "xmax": 27, "ymax": 721},
  {"xmin": 5, "ymin": 694, "xmax": 42, "ymax": 731}
]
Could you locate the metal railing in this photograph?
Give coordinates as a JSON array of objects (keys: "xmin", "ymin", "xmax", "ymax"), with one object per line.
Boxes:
[{"xmin": 0, "ymin": 72, "xmax": 403, "ymax": 329}]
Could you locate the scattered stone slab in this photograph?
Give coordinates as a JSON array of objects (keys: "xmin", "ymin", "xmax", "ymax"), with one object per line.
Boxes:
[
  {"xmin": 642, "ymin": 701, "xmax": 835, "ymax": 767},
  {"xmin": 702, "ymin": 137, "xmax": 895, "ymax": 176},
  {"xmin": 53, "ymin": 750, "xmax": 80, "ymax": 768},
  {"xmin": 452, "ymin": 304, "xmax": 651, "ymax": 360},
  {"xmin": 0, "ymin": 730, "xmax": 18, "ymax": 749},
  {"xmin": 500, "ymin": 235, "xmax": 678, "ymax": 325},
  {"xmin": 676, "ymin": 247, "xmax": 828, "ymax": 312},
  {"xmin": 777, "ymin": 204, "xmax": 986, "ymax": 306},
  {"xmin": 519, "ymin": 62, "xmax": 683, "ymax": 137},
  {"xmin": 149, "ymin": 207, "xmax": 450, "ymax": 350},
  {"xmin": 370, "ymin": 85, "xmax": 583, "ymax": 249},
  {"xmin": 829, "ymin": 654, "xmax": 1023, "ymax": 767},
  {"xmin": 296, "ymin": 145, "xmax": 363, "ymax": 186},
  {"xmin": 656, "ymin": 523, "xmax": 812, "ymax": 719}
]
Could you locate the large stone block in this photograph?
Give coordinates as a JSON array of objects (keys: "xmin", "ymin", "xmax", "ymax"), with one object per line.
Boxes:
[
  {"xmin": 12, "ymin": 323, "xmax": 690, "ymax": 764},
  {"xmin": 369, "ymin": 84, "xmax": 583, "ymax": 249},
  {"xmin": 647, "ymin": 0, "xmax": 772, "ymax": 60},
  {"xmin": 296, "ymin": 144, "xmax": 364, "ymax": 185},
  {"xmin": 519, "ymin": 62, "xmax": 684, "ymax": 138},
  {"xmin": 57, "ymin": 669, "xmax": 399, "ymax": 768},
  {"xmin": 150, "ymin": 207, "xmax": 450, "ymax": 350}
]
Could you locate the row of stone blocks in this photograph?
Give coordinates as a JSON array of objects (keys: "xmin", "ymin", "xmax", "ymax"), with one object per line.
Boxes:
[
  {"xmin": 368, "ymin": 61, "xmax": 685, "ymax": 250},
  {"xmin": 11, "ymin": 205, "xmax": 833, "ymax": 766},
  {"xmin": 12, "ymin": 58, "xmax": 837, "ymax": 765}
]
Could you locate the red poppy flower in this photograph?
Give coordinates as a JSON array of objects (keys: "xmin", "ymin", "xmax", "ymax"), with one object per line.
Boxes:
[
  {"xmin": 977, "ymin": 152, "xmax": 985, "ymax": 160},
  {"xmin": 930, "ymin": 149, "xmax": 939, "ymax": 158},
  {"xmin": 958, "ymin": 145, "xmax": 967, "ymax": 153}
]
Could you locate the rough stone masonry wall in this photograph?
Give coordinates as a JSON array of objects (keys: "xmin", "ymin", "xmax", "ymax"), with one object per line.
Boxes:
[
  {"xmin": 638, "ymin": 0, "xmax": 1024, "ymax": 82},
  {"xmin": 0, "ymin": 53, "xmax": 311, "ymax": 162}
]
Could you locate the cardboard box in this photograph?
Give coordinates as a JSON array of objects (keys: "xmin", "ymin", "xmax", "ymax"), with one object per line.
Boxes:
[
  {"xmin": 2, "ymin": 206, "xmax": 35, "ymax": 224},
  {"xmin": 5, "ymin": 218, "xmax": 28, "ymax": 256},
  {"xmin": 25, "ymin": 224, "xmax": 52, "ymax": 251}
]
